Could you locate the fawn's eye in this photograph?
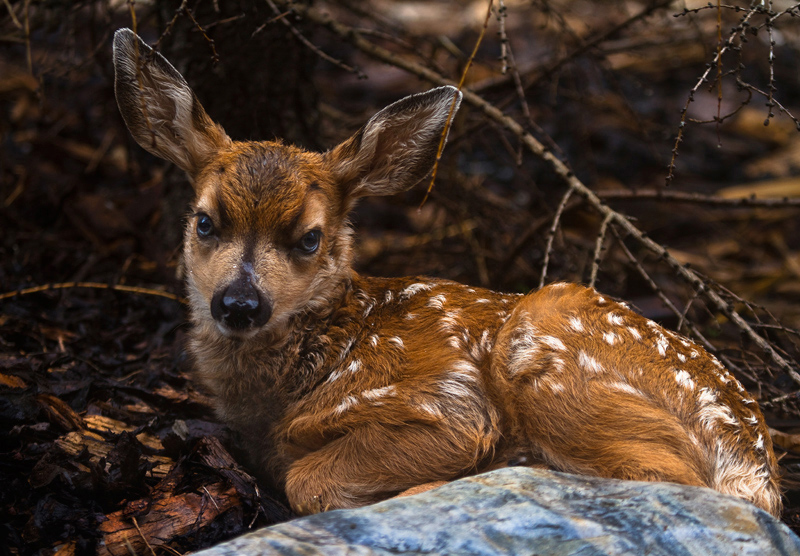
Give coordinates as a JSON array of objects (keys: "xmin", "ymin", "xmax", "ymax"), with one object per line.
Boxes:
[
  {"xmin": 297, "ymin": 230, "xmax": 321, "ymax": 254},
  {"xmin": 196, "ymin": 214, "xmax": 215, "ymax": 238}
]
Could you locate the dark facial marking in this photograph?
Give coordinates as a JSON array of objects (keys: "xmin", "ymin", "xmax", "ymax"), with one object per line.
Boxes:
[{"xmin": 216, "ymin": 196, "xmax": 231, "ymax": 231}]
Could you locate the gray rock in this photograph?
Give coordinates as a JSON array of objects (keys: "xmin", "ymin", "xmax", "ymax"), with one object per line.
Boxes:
[{"xmin": 196, "ymin": 467, "xmax": 800, "ymax": 556}]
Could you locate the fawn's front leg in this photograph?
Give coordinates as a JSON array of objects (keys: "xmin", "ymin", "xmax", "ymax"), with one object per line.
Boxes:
[{"xmin": 284, "ymin": 419, "xmax": 499, "ymax": 515}]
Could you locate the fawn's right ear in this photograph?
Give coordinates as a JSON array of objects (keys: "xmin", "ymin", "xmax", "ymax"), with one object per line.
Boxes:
[
  {"xmin": 324, "ymin": 86, "xmax": 461, "ymax": 201},
  {"xmin": 113, "ymin": 29, "xmax": 229, "ymax": 180}
]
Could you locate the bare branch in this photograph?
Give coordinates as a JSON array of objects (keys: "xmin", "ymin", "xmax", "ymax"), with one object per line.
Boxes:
[{"xmin": 276, "ymin": 0, "xmax": 800, "ymax": 383}]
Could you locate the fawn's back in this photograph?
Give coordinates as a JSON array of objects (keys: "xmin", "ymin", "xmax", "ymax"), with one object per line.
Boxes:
[{"xmin": 113, "ymin": 29, "xmax": 781, "ymax": 517}]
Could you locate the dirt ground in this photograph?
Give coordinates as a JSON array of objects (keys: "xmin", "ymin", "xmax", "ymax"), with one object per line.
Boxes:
[{"xmin": 4, "ymin": 1, "xmax": 800, "ymax": 554}]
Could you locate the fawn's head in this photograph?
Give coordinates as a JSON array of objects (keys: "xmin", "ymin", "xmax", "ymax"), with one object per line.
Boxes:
[{"xmin": 113, "ymin": 29, "xmax": 461, "ymax": 339}]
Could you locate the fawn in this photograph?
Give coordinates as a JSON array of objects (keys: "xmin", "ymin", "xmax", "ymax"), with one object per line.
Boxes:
[{"xmin": 113, "ymin": 28, "xmax": 781, "ymax": 517}]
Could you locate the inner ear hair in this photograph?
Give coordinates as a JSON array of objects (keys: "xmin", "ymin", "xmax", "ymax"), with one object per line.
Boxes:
[
  {"xmin": 113, "ymin": 28, "xmax": 230, "ymax": 179},
  {"xmin": 326, "ymin": 86, "xmax": 462, "ymax": 200}
]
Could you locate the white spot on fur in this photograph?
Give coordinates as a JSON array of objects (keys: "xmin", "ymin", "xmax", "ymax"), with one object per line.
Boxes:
[
  {"xmin": 540, "ymin": 336, "xmax": 567, "ymax": 351},
  {"xmin": 427, "ymin": 294, "xmax": 447, "ymax": 310},
  {"xmin": 443, "ymin": 309, "xmax": 462, "ymax": 324},
  {"xmin": 603, "ymin": 332, "xmax": 617, "ymax": 346},
  {"xmin": 400, "ymin": 283, "xmax": 432, "ymax": 299},
  {"xmin": 607, "ymin": 382, "xmax": 643, "ymax": 397},
  {"xmin": 699, "ymin": 403, "xmax": 739, "ymax": 429},
  {"xmin": 416, "ymin": 401, "xmax": 443, "ymax": 419},
  {"xmin": 383, "ymin": 290, "xmax": 394, "ymax": 304},
  {"xmin": 451, "ymin": 359, "xmax": 480, "ymax": 380},
  {"xmin": 334, "ymin": 337, "xmax": 357, "ymax": 365},
  {"xmin": 677, "ymin": 353, "xmax": 687, "ymax": 363},
  {"xmin": 755, "ymin": 434, "xmax": 765, "ymax": 451},
  {"xmin": 476, "ymin": 298, "xmax": 490, "ymax": 304},
  {"xmin": 362, "ymin": 300, "xmax": 375, "ymax": 317},
  {"xmin": 404, "ymin": 313, "xmax": 417, "ymax": 320},
  {"xmin": 333, "ymin": 396, "xmax": 358, "ymax": 416},
  {"xmin": 690, "ymin": 350, "xmax": 700, "ymax": 359},
  {"xmin": 597, "ymin": 296, "xmax": 607, "ymax": 305},
  {"xmin": 369, "ymin": 334, "xmax": 379, "ymax": 347},
  {"xmin": 675, "ymin": 370, "xmax": 695, "ymax": 390},
  {"xmin": 347, "ymin": 359, "xmax": 362, "ymax": 374},
  {"xmin": 655, "ymin": 335, "xmax": 669, "ymax": 357},
  {"xmin": 550, "ymin": 383, "xmax": 566, "ymax": 394},
  {"xmin": 607, "ymin": 313, "xmax": 624, "ymax": 326},
  {"xmin": 361, "ymin": 385, "xmax": 397, "ymax": 401},
  {"xmin": 578, "ymin": 351, "xmax": 604, "ymax": 373},
  {"xmin": 569, "ymin": 317, "xmax": 584, "ymax": 332},
  {"xmin": 507, "ymin": 328, "xmax": 540, "ymax": 377},
  {"xmin": 745, "ymin": 413, "xmax": 760, "ymax": 426},
  {"xmin": 325, "ymin": 369, "xmax": 345, "ymax": 384},
  {"xmin": 627, "ymin": 326, "xmax": 642, "ymax": 340},
  {"xmin": 698, "ymin": 387, "xmax": 717, "ymax": 406},
  {"xmin": 388, "ymin": 336, "xmax": 405, "ymax": 349},
  {"xmin": 439, "ymin": 375, "xmax": 477, "ymax": 399}
]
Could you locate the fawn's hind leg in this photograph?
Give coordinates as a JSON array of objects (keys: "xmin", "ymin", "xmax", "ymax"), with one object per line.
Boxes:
[{"xmin": 489, "ymin": 283, "xmax": 709, "ymax": 489}]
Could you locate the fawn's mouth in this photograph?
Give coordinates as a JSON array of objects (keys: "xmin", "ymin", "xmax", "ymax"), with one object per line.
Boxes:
[{"xmin": 212, "ymin": 321, "xmax": 263, "ymax": 340}]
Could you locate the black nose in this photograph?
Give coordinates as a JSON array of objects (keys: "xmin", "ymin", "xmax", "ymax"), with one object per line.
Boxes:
[{"xmin": 210, "ymin": 276, "xmax": 272, "ymax": 330}]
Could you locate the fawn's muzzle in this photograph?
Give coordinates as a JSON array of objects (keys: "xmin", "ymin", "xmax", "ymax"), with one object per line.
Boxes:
[{"xmin": 210, "ymin": 275, "xmax": 272, "ymax": 330}]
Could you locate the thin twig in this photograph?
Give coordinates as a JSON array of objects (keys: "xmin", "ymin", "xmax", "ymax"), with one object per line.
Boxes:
[
  {"xmin": 2, "ymin": 0, "xmax": 21, "ymax": 28},
  {"xmin": 539, "ymin": 187, "xmax": 575, "ymax": 289},
  {"xmin": 765, "ymin": 390, "xmax": 800, "ymax": 407},
  {"xmin": 264, "ymin": 0, "xmax": 365, "ymax": 78},
  {"xmin": 589, "ymin": 213, "xmax": 614, "ymax": 289},
  {"xmin": 765, "ymin": 0, "xmax": 777, "ymax": 127},
  {"xmin": 202, "ymin": 486, "xmax": 221, "ymax": 512},
  {"xmin": 521, "ymin": 0, "xmax": 674, "ymax": 92},
  {"xmin": 131, "ymin": 516, "xmax": 158, "ymax": 556},
  {"xmin": 676, "ymin": 283, "xmax": 703, "ymax": 334},
  {"xmin": 611, "ymin": 229, "xmax": 702, "ymax": 342},
  {"xmin": 0, "ymin": 282, "xmax": 185, "ymax": 304},
  {"xmin": 420, "ymin": 0, "xmax": 494, "ymax": 206},
  {"xmin": 495, "ymin": 1, "xmax": 509, "ymax": 75},
  {"xmin": 667, "ymin": 5, "xmax": 761, "ymax": 185},
  {"xmin": 152, "ymin": 0, "xmax": 187, "ymax": 52},
  {"xmin": 182, "ymin": 4, "xmax": 220, "ymax": 64},
  {"xmin": 23, "ymin": 0, "xmax": 32, "ymax": 77},
  {"xmin": 597, "ymin": 188, "xmax": 800, "ymax": 208}
]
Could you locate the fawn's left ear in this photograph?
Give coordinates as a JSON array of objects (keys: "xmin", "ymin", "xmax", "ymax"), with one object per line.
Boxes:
[
  {"xmin": 325, "ymin": 86, "xmax": 461, "ymax": 199},
  {"xmin": 113, "ymin": 28, "xmax": 230, "ymax": 181}
]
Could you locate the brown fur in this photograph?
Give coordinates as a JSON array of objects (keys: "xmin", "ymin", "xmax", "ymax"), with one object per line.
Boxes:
[{"xmin": 113, "ymin": 29, "xmax": 782, "ymax": 517}]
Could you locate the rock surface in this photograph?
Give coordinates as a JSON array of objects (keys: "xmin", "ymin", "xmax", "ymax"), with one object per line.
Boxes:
[{"xmin": 196, "ymin": 467, "xmax": 800, "ymax": 556}]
